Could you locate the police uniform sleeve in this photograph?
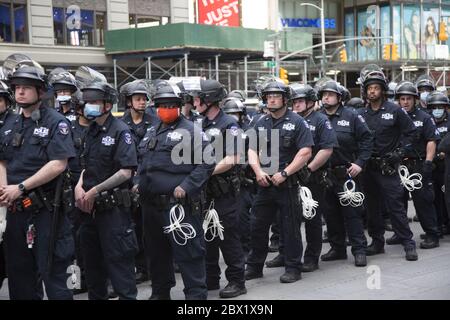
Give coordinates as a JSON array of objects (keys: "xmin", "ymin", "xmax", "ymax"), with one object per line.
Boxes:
[
  {"xmin": 316, "ymin": 117, "xmax": 339, "ymax": 150},
  {"xmin": 423, "ymin": 116, "xmax": 440, "ymax": 142},
  {"xmin": 353, "ymin": 114, "xmax": 374, "ymax": 168},
  {"xmin": 295, "ymin": 118, "xmax": 314, "ymax": 149},
  {"xmin": 225, "ymin": 121, "xmax": 242, "ymax": 158},
  {"xmin": 114, "ymin": 130, "xmax": 138, "ymax": 169},
  {"xmin": 179, "ymin": 127, "xmax": 215, "ymax": 196},
  {"xmin": 396, "ymin": 107, "xmax": 417, "ymax": 151},
  {"xmin": 47, "ymin": 119, "xmax": 76, "ymax": 161},
  {"xmin": 438, "ymin": 133, "xmax": 450, "ymax": 154}
]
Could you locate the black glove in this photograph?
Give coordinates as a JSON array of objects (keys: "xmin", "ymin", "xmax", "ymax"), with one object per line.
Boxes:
[{"xmin": 422, "ymin": 160, "xmax": 433, "ymax": 181}]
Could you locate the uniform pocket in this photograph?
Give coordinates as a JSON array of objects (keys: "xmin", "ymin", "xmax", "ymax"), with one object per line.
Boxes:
[{"xmin": 107, "ymin": 225, "xmax": 139, "ymax": 262}]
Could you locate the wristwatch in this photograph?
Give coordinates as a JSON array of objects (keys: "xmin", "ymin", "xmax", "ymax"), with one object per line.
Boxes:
[
  {"xmin": 18, "ymin": 183, "xmax": 26, "ymax": 193},
  {"xmin": 281, "ymin": 170, "xmax": 288, "ymax": 178}
]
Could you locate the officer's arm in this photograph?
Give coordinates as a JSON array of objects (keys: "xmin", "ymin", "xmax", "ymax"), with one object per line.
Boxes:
[
  {"xmin": 212, "ymin": 154, "xmax": 240, "ymax": 175},
  {"xmin": 248, "ymin": 148, "xmax": 262, "ymax": 175},
  {"xmin": 284, "ymin": 147, "xmax": 312, "ymax": 176},
  {"xmin": 21, "ymin": 159, "xmax": 67, "ymax": 191},
  {"xmin": 426, "ymin": 141, "xmax": 436, "ymax": 162},
  {"xmin": 93, "ymin": 169, "xmax": 133, "ymax": 194},
  {"xmin": 397, "ymin": 108, "xmax": 417, "ymax": 150},
  {"xmin": 438, "ymin": 133, "xmax": 450, "ymax": 154},
  {"xmin": 0, "ymin": 161, "xmax": 7, "ymax": 206},
  {"xmin": 308, "ymin": 148, "xmax": 333, "ymax": 172},
  {"xmin": 354, "ymin": 115, "xmax": 374, "ymax": 168}
]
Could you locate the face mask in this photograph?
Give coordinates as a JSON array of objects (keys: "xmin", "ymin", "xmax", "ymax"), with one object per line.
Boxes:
[
  {"xmin": 230, "ymin": 114, "xmax": 240, "ymax": 123},
  {"xmin": 157, "ymin": 107, "xmax": 180, "ymax": 124},
  {"xmin": 420, "ymin": 92, "xmax": 429, "ymax": 103},
  {"xmin": 83, "ymin": 103, "xmax": 103, "ymax": 120},
  {"xmin": 56, "ymin": 95, "xmax": 72, "ymax": 104},
  {"xmin": 432, "ymin": 109, "xmax": 445, "ymax": 119},
  {"xmin": 387, "ymin": 97, "xmax": 395, "ymax": 103}
]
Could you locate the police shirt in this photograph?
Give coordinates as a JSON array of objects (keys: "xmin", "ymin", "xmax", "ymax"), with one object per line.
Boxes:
[
  {"xmin": 0, "ymin": 110, "xmax": 19, "ymax": 162},
  {"xmin": 137, "ymin": 116, "xmax": 215, "ymax": 196},
  {"xmin": 402, "ymin": 107, "xmax": 440, "ymax": 159},
  {"xmin": 202, "ymin": 110, "xmax": 243, "ymax": 171},
  {"xmin": 250, "ymin": 109, "xmax": 314, "ymax": 172},
  {"xmin": 435, "ymin": 111, "xmax": 450, "ymax": 141},
  {"xmin": 304, "ymin": 110, "xmax": 339, "ymax": 156},
  {"xmin": 63, "ymin": 108, "xmax": 77, "ymax": 122},
  {"xmin": 322, "ymin": 106, "xmax": 373, "ymax": 168},
  {"xmin": 120, "ymin": 109, "xmax": 156, "ymax": 148},
  {"xmin": 69, "ymin": 119, "xmax": 89, "ymax": 183},
  {"xmin": 81, "ymin": 113, "xmax": 137, "ymax": 191},
  {"xmin": 0, "ymin": 104, "xmax": 75, "ymax": 186},
  {"xmin": 359, "ymin": 100, "xmax": 417, "ymax": 157}
]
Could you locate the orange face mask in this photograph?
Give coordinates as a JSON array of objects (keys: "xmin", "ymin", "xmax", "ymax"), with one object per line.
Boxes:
[{"xmin": 157, "ymin": 107, "xmax": 180, "ymax": 124}]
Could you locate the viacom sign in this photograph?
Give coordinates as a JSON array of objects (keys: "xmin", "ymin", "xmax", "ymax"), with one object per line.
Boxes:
[{"xmin": 280, "ymin": 18, "xmax": 336, "ymax": 29}]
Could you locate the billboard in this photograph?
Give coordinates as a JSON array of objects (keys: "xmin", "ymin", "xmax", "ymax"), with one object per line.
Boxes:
[{"xmin": 197, "ymin": 0, "xmax": 240, "ymax": 27}]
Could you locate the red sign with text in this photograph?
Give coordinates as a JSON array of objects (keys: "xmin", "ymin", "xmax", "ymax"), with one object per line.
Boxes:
[{"xmin": 197, "ymin": 0, "xmax": 240, "ymax": 27}]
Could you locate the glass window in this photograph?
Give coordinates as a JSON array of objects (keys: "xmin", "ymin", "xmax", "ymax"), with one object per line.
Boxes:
[
  {"xmin": 380, "ymin": 5, "xmax": 391, "ymax": 58},
  {"xmin": 392, "ymin": 5, "xmax": 401, "ymax": 59},
  {"xmin": 95, "ymin": 12, "xmax": 106, "ymax": 46},
  {"xmin": 357, "ymin": 9, "xmax": 377, "ymax": 61},
  {"xmin": 442, "ymin": 6, "xmax": 450, "ymax": 53},
  {"xmin": 0, "ymin": 2, "xmax": 12, "ymax": 43},
  {"xmin": 13, "ymin": 3, "xmax": 26, "ymax": 43},
  {"xmin": 53, "ymin": 7, "xmax": 65, "ymax": 45},
  {"xmin": 129, "ymin": 14, "xmax": 136, "ymax": 28},
  {"xmin": 345, "ymin": 12, "xmax": 356, "ymax": 62},
  {"xmin": 403, "ymin": 5, "xmax": 420, "ymax": 59}
]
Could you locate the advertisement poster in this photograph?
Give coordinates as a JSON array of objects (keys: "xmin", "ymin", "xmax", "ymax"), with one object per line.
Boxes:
[
  {"xmin": 357, "ymin": 10, "xmax": 377, "ymax": 61},
  {"xmin": 403, "ymin": 5, "xmax": 420, "ymax": 59},
  {"xmin": 422, "ymin": 6, "xmax": 439, "ymax": 59},
  {"xmin": 380, "ymin": 6, "xmax": 391, "ymax": 55},
  {"xmin": 442, "ymin": 7, "xmax": 450, "ymax": 55},
  {"xmin": 197, "ymin": 0, "xmax": 240, "ymax": 27},
  {"xmin": 345, "ymin": 12, "xmax": 355, "ymax": 62},
  {"xmin": 392, "ymin": 5, "xmax": 401, "ymax": 59}
]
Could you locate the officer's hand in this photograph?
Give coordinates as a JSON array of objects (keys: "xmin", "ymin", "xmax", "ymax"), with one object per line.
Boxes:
[
  {"xmin": 83, "ymin": 187, "xmax": 98, "ymax": 213},
  {"xmin": 174, "ymin": 186, "xmax": 186, "ymax": 199},
  {"xmin": 256, "ymin": 170, "xmax": 271, "ymax": 187},
  {"xmin": 0, "ymin": 185, "xmax": 22, "ymax": 207},
  {"xmin": 437, "ymin": 152, "xmax": 445, "ymax": 160},
  {"xmin": 347, "ymin": 163, "xmax": 362, "ymax": 178},
  {"xmin": 132, "ymin": 184, "xmax": 139, "ymax": 194},
  {"xmin": 271, "ymin": 172, "xmax": 286, "ymax": 187}
]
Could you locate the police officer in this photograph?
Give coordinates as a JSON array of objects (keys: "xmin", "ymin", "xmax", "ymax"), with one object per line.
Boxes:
[
  {"xmin": 389, "ymin": 82, "xmax": 440, "ymax": 248},
  {"xmin": 427, "ymin": 92, "xmax": 450, "ymax": 236},
  {"xmin": 194, "ymin": 79, "xmax": 247, "ymax": 298},
  {"xmin": 49, "ymin": 69, "xmax": 78, "ymax": 122},
  {"xmin": 415, "ymin": 75, "xmax": 436, "ymax": 112},
  {"xmin": 359, "ymin": 68, "xmax": 419, "ymax": 261},
  {"xmin": 245, "ymin": 79, "xmax": 314, "ymax": 283},
  {"xmin": 0, "ymin": 62, "xmax": 75, "ymax": 299},
  {"xmin": 437, "ymin": 131, "xmax": 450, "ymax": 216},
  {"xmin": 119, "ymin": 80, "xmax": 155, "ymax": 284},
  {"xmin": 137, "ymin": 83, "xmax": 214, "ymax": 300},
  {"xmin": 75, "ymin": 78, "xmax": 139, "ymax": 300},
  {"xmin": 386, "ymin": 82, "xmax": 398, "ymax": 103},
  {"xmin": 339, "ymin": 85, "xmax": 351, "ymax": 106},
  {"xmin": 176, "ymin": 80, "xmax": 203, "ymax": 125},
  {"xmin": 0, "ymin": 79, "xmax": 16, "ymax": 290},
  {"xmin": 267, "ymin": 83, "xmax": 338, "ymax": 271},
  {"xmin": 316, "ymin": 80, "xmax": 372, "ymax": 267},
  {"xmin": 222, "ymin": 98, "xmax": 255, "ymax": 259}
]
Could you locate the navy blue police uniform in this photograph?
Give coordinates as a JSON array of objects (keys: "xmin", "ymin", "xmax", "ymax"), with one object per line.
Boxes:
[
  {"xmin": 321, "ymin": 106, "xmax": 372, "ymax": 258},
  {"xmin": 138, "ymin": 116, "xmax": 214, "ymax": 300},
  {"xmin": 0, "ymin": 104, "xmax": 75, "ymax": 300},
  {"xmin": 434, "ymin": 112, "xmax": 450, "ymax": 231},
  {"xmin": 79, "ymin": 113, "xmax": 139, "ymax": 300},
  {"xmin": 360, "ymin": 101, "xmax": 417, "ymax": 252},
  {"xmin": 400, "ymin": 108, "xmax": 440, "ymax": 241},
  {"xmin": 247, "ymin": 110, "xmax": 314, "ymax": 276},
  {"xmin": 202, "ymin": 110, "xmax": 246, "ymax": 290}
]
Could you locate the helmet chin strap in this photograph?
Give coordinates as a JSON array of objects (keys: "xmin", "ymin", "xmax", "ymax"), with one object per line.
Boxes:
[
  {"xmin": 199, "ymin": 100, "xmax": 214, "ymax": 116},
  {"xmin": 18, "ymin": 98, "xmax": 41, "ymax": 109},
  {"xmin": 131, "ymin": 106, "xmax": 145, "ymax": 114}
]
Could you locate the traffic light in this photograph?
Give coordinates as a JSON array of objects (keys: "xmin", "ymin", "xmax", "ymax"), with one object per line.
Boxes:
[
  {"xmin": 279, "ymin": 67, "xmax": 289, "ymax": 84},
  {"xmin": 339, "ymin": 48, "xmax": 348, "ymax": 63},
  {"xmin": 391, "ymin": 44, "xmax": 399, "ymax": 61},
  {"xmin": 383, "ymin": 44, "xmax": 391, "ymax": 60},
  {"xmin": 439, "ymin": 21, "xmax": 448, "ymax": 42}
]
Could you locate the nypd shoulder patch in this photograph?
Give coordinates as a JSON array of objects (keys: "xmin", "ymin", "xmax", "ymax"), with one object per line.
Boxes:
[
  {"xmin": 58, "ymin": 122, "xmax": 69, "ymax": 135},
  {"xmin": 124, "ymin": 132, "xmax": 132, "ymax": 145}
]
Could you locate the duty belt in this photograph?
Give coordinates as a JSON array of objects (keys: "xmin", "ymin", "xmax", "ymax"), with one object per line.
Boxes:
[
  {"xmin": 207, "ymin": 174, "xmax": 240, "ymax": 198},
  {"xmin": 144, "ymin": 193, "xmax": 205, "ymax": 215},
  {"xmin": 328, "ymin": 165, "xmax": 349, "ymax": 180},
  {"xmin": 10, "ymin": 189, "xmax": 53, "ymax": 214},
  {"xmin": 94, "ymin": 188, "xmax": 132, "ymax": 212},
  {"xmin": 368, "ymin": 157, "xmax": 397, "ymax": 176}
]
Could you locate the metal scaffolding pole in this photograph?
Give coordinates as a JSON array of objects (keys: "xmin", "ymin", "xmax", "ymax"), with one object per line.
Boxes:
[
  {"xmin": 113, "ymin": 59, "xmax": 117, "ymax": 89},
  {"xmin": 215, "ymin": 55, "xmax": 220, "ymax": 80},
  {"xmin": 147, "ymin": 57, "xmax": 152, "ymax": 80},
  {"xmin": 244, "ymin": 56, "xmax": 248, "ymax": 96},
  {"xmin": 184, "ymin": 53, "xmax": 189, "ymax": 77},
  {"xmin": 227, "ymin": 65, "xmax": 231, "ymax": 92},
  {"xmin": 208, "ymin": 60, "xmax": 212, "ymax": 79},
  {"xmin": 236, "ymin": 66, "xmax": 240, "ymax": 90},
  {"xmin": 303, "ymin": 59, "xmax": 307, "ymax": 84}
]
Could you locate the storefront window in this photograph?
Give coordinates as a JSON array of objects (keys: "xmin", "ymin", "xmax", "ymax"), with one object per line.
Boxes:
[
  {"xmin": 422, "ymin": 4, "xmax": 440, "ymax": 59},
  {"xmin": 392, "ymin": 5, "xmax": 401, "ymax": 59},
  {"xmin": 0, "ymin": 1, "xmax": 27, "ymax": 43},
  {"xmin": 345, "ymin": 12, "xmax": 356, "ymax": 62},
  {"xmin": 380, "ymin": 5, "xmax": 391, "ymax": 59},
  {"xmin": 357, "ymin": 9, "xmax": 377, "ymax": 61}
]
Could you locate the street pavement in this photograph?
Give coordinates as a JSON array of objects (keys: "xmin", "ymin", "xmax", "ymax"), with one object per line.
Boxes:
[{"xmin": 1, "ymin": 202, "xmax": 449, "ymax": 300}]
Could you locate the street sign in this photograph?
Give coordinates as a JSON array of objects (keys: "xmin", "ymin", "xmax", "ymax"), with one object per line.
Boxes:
[
  {"xmin": 264, "ymin": 41, "xmax": 275, "ymax": 58},
  {"xmin": 262, "ymin": 61, "xmax": 276, "ymax": 68}
]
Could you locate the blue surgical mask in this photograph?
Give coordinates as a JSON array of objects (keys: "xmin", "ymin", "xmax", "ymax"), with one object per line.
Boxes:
[
  {"xmin": 83, "ymin": 103, "xmax": 103, "ymax": 120},
  {"xmin": 432, "ymin": 108, "xmax": 445, "ymax": 119},
  {"xmin": 420, "ymin": 92, "xmax": 429, "ymax": 103}
]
